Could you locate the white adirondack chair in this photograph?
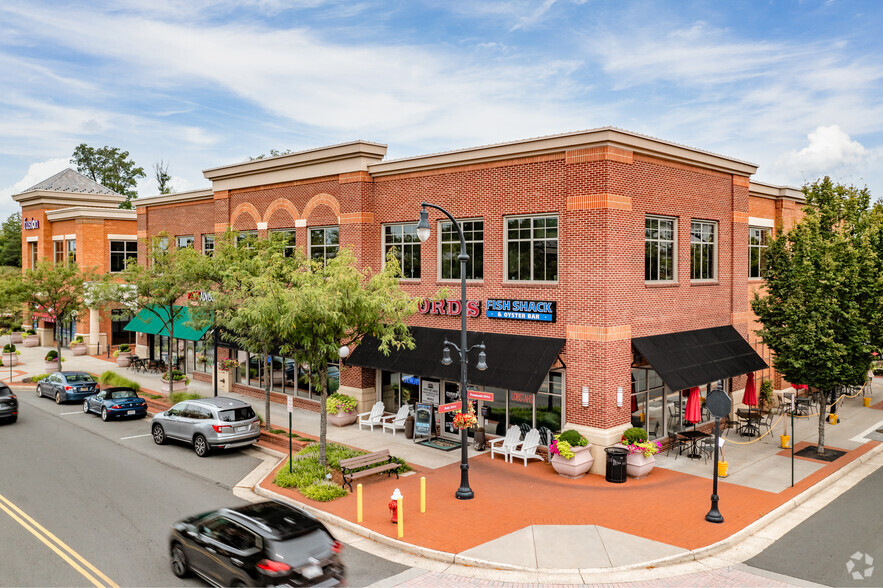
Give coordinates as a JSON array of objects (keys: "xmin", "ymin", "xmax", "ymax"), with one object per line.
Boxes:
[
  {"xmin": 358, "ymin": 401, "xmax": 386, "ymax": 431},
  {"xmin": 489, "ymin": 425, "xmax": 522, "ymax": 462},
  {"xmin": 382, "ymin": 404, "xmax": 410, "ymax": 436},
  {"xmin": 509, "ymin": 428, "xmax": 543, "ymax": 466}
]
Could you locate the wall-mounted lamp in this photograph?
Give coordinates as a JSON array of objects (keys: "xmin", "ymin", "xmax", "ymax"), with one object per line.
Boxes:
[
  {"xmin": 581, "ymin": 386, "xmax": 589, "ymax": 407},
  {"xmin": 616, "ymin": 386, "xmax": 623, "ymax": 407}
]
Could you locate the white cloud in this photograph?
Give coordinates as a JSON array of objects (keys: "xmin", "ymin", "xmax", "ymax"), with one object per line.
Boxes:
[
  {"xmin": 0, "ymin": 157, "xmax": 71, "ymax": 217},
  {"xmin": 773, "ymin": 125, "xmax": 871, "ymax": 182}
]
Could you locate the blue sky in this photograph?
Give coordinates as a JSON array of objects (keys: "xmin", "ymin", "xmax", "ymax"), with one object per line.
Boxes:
[{"xmin": 2, "ymin": 0, "xmax": 882, "ymax": 218}]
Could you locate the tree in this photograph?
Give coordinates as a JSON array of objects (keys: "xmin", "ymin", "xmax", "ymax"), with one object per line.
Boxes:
[
  {"xmin": 0, "ymin": 266, "xmax": 27, "ymax": 331},
  {"xmin": 752, "ymin": 177, "xmax": 881, "ymax": 454},
  {"xmin": 71, "ymin": 144, "xmax": 146, "ymax": 209},
  {"xmin": 0, "ymin": 213, "xmax": 22, "ymax": 268},
  {"xmin": 248, "ymin": 148, "xmax": 294, "ymax": 161},
  {"xmin": 19, "ymin": 260, "xmax": 100, "ymax": 365},
  {"xmin": 153, "ymin": 160, "xmax": 173, "ymax": 195}
]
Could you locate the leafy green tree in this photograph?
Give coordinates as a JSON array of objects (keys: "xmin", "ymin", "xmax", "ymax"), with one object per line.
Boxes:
[
  {"xmin": 0, "ymin": 213, "xmax": 22, "ymax": 268},
  {"xmin": 153, "ymin": 160, "xmax": 173, "ymax": 195},
  {"xmin": 248, "ymin": 148, "xmax": 293, "ymax": 161},
  {"xmin": 752, "ymin": 177, "xmax": 881, "ymax": 454},
  {"xmin": 0, "ymin": 266, "xmax": 27, "ymax": 330},
  {"xmin": 71, "ymin": 144, "xmax": 146, "ymax": 209}
]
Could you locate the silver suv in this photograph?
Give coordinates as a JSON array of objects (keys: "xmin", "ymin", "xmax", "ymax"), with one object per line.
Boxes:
[{"xmin": 151, "ymin": 397, "xmax": 261, "ymax": 457}]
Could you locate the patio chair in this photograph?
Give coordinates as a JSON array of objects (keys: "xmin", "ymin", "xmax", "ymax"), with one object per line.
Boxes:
[
  {"xmin": 668, "ymin": 404, "xmax": 680, "ymax": 429},
  {"xmin": 759, "ymin": 411, "xmax": 774, "ymax": 434},
  {"xmin": 381, "ymin": 404, "xmax": 410, "ymax": 436},
  {"xmin": 538, "ymin": 426, "xmax": 553, "ymax": 446},
  {"xmin": 699, "ymin": 437, "xmax": 715, "ymax": 463},
  {"xmin": 666, "ymin": 432, "xmax": 685, "ymax": 459},
  {"xmin": 490, "ymin": 425, "xmax": 522, "ymax": 462},
  {"xmin": 509, "ymin": 428, "xmax": 544, "ymax": 467},
  {"xmin": 358, "ymin": 401, "xmax": 386, "ymax": 431},
  {"xmin": 518, "ymin": 422, "xmax": 531, "ymax": 441}
]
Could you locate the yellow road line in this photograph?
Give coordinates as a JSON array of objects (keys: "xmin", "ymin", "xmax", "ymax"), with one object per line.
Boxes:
[{"xmin": 0, "ymin": 493, "xmax": 118, "ymax": 588}]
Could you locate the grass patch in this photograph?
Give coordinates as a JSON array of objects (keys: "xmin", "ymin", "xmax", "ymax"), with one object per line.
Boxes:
[
  {"xmin": 168, "ymin": 391, "xmax": 202, "ymax": 404},
  {"xmin": 268, "ymin": 428, "xmax": 315, "ymax": 441},
  {"xmin": 30, "ymin": 373, "xmax": 51, "ymax": 383},
  {"xmin": 148, "ymin": 394, "xmax": 164, "ymax": 400},
  {"xmin": 98, "ymin": 371, "xmax": 141, "ymax": 392},
  {"xmin": 274, "ymin": 442, "xmax": 410, "ymax": 502}
]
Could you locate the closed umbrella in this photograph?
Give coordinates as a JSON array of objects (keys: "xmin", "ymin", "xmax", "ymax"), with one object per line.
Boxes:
[
  {"xmin": 631, "ymin": 393, "xmax": 638, "ymax": 414},
  {"xmin": 743, "ymin": 374, "xmax": 758, "ymax": 436},
  {"xmin": 684, "ymin": 386, "xmax": 702, "ymax": 427}
]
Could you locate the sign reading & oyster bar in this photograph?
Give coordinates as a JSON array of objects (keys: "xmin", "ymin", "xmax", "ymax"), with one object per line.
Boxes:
[{"xmin": 485, "ymin": 299, "xmax": 556, "ymax": 322}]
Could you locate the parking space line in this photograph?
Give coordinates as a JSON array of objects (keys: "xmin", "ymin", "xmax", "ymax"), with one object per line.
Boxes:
[
  {"xmin": 60, "ymin": 411, "xmax": 83, "ymax": 415},
  {"xmin": 120, "ymin": 434, "xmax": 151, "ymax": 440}
]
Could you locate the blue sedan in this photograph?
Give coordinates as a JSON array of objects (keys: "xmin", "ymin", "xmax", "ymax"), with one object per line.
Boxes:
[
  {"xmin": 37, "ymin": 372, "xmax": 99, "ymax": 404},
  {"xmin": 83, "ymin": 387, "xmax": 147, "ymax": 421}
]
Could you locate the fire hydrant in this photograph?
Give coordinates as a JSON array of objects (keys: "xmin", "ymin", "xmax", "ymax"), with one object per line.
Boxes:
[{"xmin": 388, "ymin": 488, "xmax": 403, "ymax": 523}]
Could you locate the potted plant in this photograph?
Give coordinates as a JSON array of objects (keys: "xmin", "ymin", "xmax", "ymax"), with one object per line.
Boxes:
[
  {"xmin": 759, "ymin": 379, "xmax": 774, "ymax": 414},
  {"xmin": 621, "ymin": 427, "xmax": 661, "ymax": 478},
  {"xmin": 325, "ymin": 393, "xmax": 358, "ymax": 426},
  {"xmin": 549, "ymin": 429, "xmax": 593, "ymax": 478},
  {"xmin": 10, "ymin": 328, "xmax": 23, "ymax": 344},
  {"xmin": 452, "ymin": 404, "xmax": 478, "ymax": 430},
  {"xmin": 23, "ymin": 329, "xmax": 39, "ymax": 347},
  {"xmin": 2, "ymin": 343, "xmax": 18, "ymax": 367},
  {"xmin": 70, "ymin": 335, "xmax": 87, "ymax": 356},
  {"xmin": 217, "ymin": 358, "xmax": 239, "ymax": 394},
  {"xmin": 44, "ymin": 349, "xmax": 64, "ymax": 371},
  {"xmin": 196, "ymin": 352, "xmax": 208, "ymax": 365},
  {"xmin": 161, "ymin": 369, "xmax": 190, "ymax": 393},
  {"xmin": 113, "ymin": 344, "xmax": 132, "ymax": 367}
]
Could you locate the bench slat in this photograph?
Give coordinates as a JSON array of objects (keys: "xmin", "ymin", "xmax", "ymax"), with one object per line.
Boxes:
[
  {"xmin": 348, "ymin": 463, "xmax": 399, "ymax": 479},
  {"xmin": 339, "ymin": 450, "xmax": 399, "ymax": 491}
]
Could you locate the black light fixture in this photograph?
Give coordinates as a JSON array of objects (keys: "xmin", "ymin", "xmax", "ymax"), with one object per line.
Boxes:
[
  {"xmin": 441, "ymin": 346, "xmax": 452, "ymax": 366},
  {"xmin": 476, "ymin": 347, "xmax": 487, "ymax": 371}
]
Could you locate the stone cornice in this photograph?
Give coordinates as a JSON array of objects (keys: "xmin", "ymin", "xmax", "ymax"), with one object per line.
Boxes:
[
  {"xmin": 134, "ymin": 188, "xmax": 214, "ymax": 209},
  {"xmin": 12, "ymin": 190, "xmax": 125, "ymax": 208},
  {"xmin": 45, "ymin": 207, "xmax": 137, "ymax": 222}
]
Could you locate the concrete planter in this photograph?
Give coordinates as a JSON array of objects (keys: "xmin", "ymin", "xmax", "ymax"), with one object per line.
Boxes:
[
  {"xmin": 116, "ymin": 352, "xmax": 131, "ymax": 367},
  {"xmin": 218, "ymin": 371, "xmax": 234, "ymax": 394},
  {"xmin": 10, "ymin": 332, "xmax": 23, "ymax": 344},
  {"xmin": 327, "ymin": 411, "xmax": 357, "ymax": 427},
  {"xmin": 161, "ymin": 379, "xmax": 188, "ymax": 393},
  {"xmin": 23, "ymin": 335, "xmax": 39, "ymax": 348},
  {"xmin": 1, "ymin": 353, "xmax": 18, "ymax": 366},
  {"xmin": 550, "ymin": 445, "xmax": 594, "ymax": 479},
  {"xmin": 625, "ymin": 451, "xmax": 656, "ymax": 479},
  {"xmin": 44, "ymin": 360, "xmax": 61, "ymax": 372},
  {"xmin": 71, "ymin": 344, "xmax": 87, "ymax": 356}
]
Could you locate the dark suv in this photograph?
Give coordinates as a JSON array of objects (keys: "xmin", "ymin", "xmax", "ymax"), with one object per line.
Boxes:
[
  {"xmin": 0, "ymin": 382, "xmax": 18, "ymax": 423},
  {"xmin": 169, "ymin": 501, "xmax": 345, "ymax": 586}
]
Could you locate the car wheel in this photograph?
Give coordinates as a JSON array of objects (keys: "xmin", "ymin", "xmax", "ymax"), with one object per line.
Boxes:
[
  {"xmin": 83, "ymin": 400, "xmax": 90, "ymax": 414},
  {"xmin": 101, "ymin": 407, "xmax": 108, "ymax": 421},
  {"xmin": 152, "ymin": 424, "xmax": 166, "ymax": 445},
  {"xmin": 36, "ymin": 385, "xmax": 42, "ymax": 398},
  {"xmin": 193, "ymin": 434, "xmax": 209, "ymax": 457},
  {"xmin": 55, "ymin": 392, "xmax": 62, "ymax": 404},
  {"xmin": 170, "ymin": 543, "xmax": 189, "ymax": 578}
]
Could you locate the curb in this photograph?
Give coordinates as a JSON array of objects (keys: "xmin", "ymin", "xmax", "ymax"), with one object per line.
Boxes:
[{"xmin": 251, "ymin": 441, "xmax": 883, "ymax": 575}]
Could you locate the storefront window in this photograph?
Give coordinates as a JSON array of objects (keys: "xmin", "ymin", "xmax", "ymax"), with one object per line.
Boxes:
[
  {"xmin": 111, "ymin": 309, "xmax": 135, "ymax": 347},
  {"xmin": 535, "ymin": 372, "xmax": 563, "ymax": 433},
  {"xmin": 508, "ymin": 390, "xmax": 534, "ymax": 431},
  {"xmin": 632, "ymin": 367, "xmax": 665, "ymax": 440}
]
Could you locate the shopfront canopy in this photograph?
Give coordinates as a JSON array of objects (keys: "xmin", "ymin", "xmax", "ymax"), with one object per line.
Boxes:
[
  {"xmin": 631, "ymin": 325, "xmax": 767, "ymax": 392},
  {"xmin": 347, "ymin": 326, "xmax": 566, "ymax": 394},
  {"xmin": 123, "ymin": 305, "xmax": 211, "ymax": 342}
]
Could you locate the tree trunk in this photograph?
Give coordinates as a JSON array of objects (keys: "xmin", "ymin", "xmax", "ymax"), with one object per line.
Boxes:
[
  {"xmin": 56, "ymin": 335, "xmax": 62, "ymax": 371},
  {"xmin": 264, "ymin": 348, "xmax": 271, "ymax": 431},
  {"xmin": 318, "ymin": 366, "xmax": 328, "ymax": 468},
  {"xmin": 168, "ymin": 317, "xmax": 175, "ymax": 391},
  {"xmin": 816, "ymin": 389, "xmax": 827, "ymax": 455}
]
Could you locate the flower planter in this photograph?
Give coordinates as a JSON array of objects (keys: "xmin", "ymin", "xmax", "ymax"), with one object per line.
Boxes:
[
  {"xmin": 1, "ymin": 353, "xmax": 17, "ymax": 366},
  {"xmin": 161, "ymin": 380, "xmax": 188, "ymax": 393},
  {"xmin": 116, "ymin": 352, "xmax": 131, "ymax": 367},
  {"xmin": 625, "ymin": 451, "xmax": 656, "ymax": 478},
  {"xmin": 44, "ymin": 360, "xmax": 61, "ymax": 372},
  {"xmin": 11, "ymin": 332, "xmax": 23, "ymax": 344},
  {"xmin": 327, "ymin": 411, "xmax": 357, "ymax": 427},
  {"xmin": 71, "ymin": 344, "xmax": 87, "ymax": 356},
  {"xmin": 550, "ymin": 445, "xmax": 594, "ymax": 479},
  {"xmin": 23, "ymin": 335, "xmax": 39, "ymax": 348}
]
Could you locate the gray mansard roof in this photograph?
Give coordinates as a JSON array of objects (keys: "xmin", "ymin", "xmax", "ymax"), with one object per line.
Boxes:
[{"xmin": 23, "ymin": 169, "xmax": 121, "ymax": 196}]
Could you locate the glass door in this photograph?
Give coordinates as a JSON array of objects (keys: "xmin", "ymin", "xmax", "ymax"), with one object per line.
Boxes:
[{"xmin": 441, "ymin": 381, "xmax": 461, "ymax": 439}]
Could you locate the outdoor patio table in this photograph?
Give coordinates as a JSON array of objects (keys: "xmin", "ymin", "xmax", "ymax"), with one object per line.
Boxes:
[
  {"xmin": 678, "ymin": 430, "xmax": 710, "ymax": 459},
  {"xmin": 736, "ymin": 408, "xmax": 762, "ymax": 437}
]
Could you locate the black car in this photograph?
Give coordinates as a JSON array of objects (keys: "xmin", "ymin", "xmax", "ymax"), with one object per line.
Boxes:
[
  {"xmin": 169, "ymin": 501, "xmax": 345, "ymax": 587},
  {"xmin": 0, "ymin": 382, "xmax": 17, "ymax": 423}
]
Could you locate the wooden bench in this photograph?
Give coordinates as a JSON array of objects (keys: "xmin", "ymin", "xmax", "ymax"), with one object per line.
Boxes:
[{"xmin": 339, "ymin": 449, "xmax": 400, "ymax": 492}]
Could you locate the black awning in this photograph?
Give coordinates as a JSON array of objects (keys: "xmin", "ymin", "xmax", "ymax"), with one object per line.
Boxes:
[
  {"xmin": 347, "ymin": 326, "xmax": 566, "ymax": 394},
  {"xmin": 631, "ymin": 325, "xmax": 767, "ymax": 391}
]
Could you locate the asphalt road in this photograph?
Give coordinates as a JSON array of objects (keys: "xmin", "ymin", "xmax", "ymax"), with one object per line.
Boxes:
[
  {"xmin": 0, "ymin": 388, "xmax": 409, "ymax": 587},
  {"xmin": 747, "ymin": 465, "xmax": 883, "ymax": 587}
]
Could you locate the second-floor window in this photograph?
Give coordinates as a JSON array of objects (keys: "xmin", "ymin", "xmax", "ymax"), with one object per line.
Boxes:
[
  {"xmin": 749, "ymin": 227, "xmax": 771, "ymax": 279},
  {"xmin": 690, "ymin": 220, "xmax": 717, "ymax": 281},
  {"xmin": 110, "ymin": 241, "xmax": 138, "ymax": 272},
  {"xmin": 440, "ymin": 220, "xmax": 483, "ymax": 280},
  {"xmin": 54, "ymin": 241, "xmax": 64, "ymax": 264},
  {"xmin": 29, "ymin": 242, "xmax": 38, "ymax": 268},
  {"xmin": 66, "ymin": 239, "xmax": 76, "ymax": 264},
  {"xmin": 506, "ymin": 215, "xmax": 558, "ymax": 282},
  {"xmin": 645, "ymin": 216, "xmax": 675, "ymax": 282},
  {"xmin": 383, "ymin": 223, "xmax": 421, "ymax": 279},
  {"xmin": 310, "ymin": 227, "xmax": 339, "ymax": 262},
  {"xmin": 236, "ymin": 230, "xmax": 258, "ymax": 249},
  {"xmin": 270, "ymin": 229, "xmax": 296, "ymax": 257},
  {"xmin": 176, "ymin": 235, "xmax": 194, "ymax": 249},
  {"xmin": 202, "ymin": 234, "xmax": 214, "ymax": 256}
]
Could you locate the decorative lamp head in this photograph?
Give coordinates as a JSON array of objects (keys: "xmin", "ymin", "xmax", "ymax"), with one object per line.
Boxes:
[{"xmin": 416, "ymin": 207, "xmax": 431, "ymax": 242}]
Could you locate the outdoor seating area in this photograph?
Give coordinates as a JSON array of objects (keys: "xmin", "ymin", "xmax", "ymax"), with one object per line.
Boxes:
[{"xmin": 127, "ymin": 355, "xmax": 183, "ymax": 375}]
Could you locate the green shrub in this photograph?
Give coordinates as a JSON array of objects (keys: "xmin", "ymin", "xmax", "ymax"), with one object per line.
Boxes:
[
  {"xmin": 25, "ymin": 329, "xmax": 36, "ymax": 335},
  {"xmin": 98, "ymin": 371, "xmax": 141, "ymax": 392},
  {"xmin": 622, "ymin": 427, "xmax": 648, "ymax": 445},
  {"xmin": 119, "ymin": 344, "xmax": 130, "ymax": 352},
  {"xmin": 45, "ymin": 350, "xmax": 59, "ymax": 361},
  {"xmin": 161, "ymin": 369, "xmax": 189, "ymax": 384},
  {"xmin": 557, "ymin": 429, "xmax": 588, "ymax": 447},
  {"xmin": 301, "ymin": 480, "xmax": 347, "ymax": 502},
  {"xmin": 73, "ymin": 335, "xmax": 84, "ymax": 344},
  {"xmin": 3, "ymin": 343, "xmax": 15, "ymax": 353},
  {"xmin": 325, "ymin": 393, "xmax": 357, "ymax": 415},
  {"xmin": 874, "ymin": 368, "xmax": 883, "ymax": 376},
  {"xmin": 168, "ymin": 391, "xmax": 202, "ymax": 404},
  {"xmin": 149, "ymin": 394, "xmax": 164, "ymax": 400},
  {"xmin": 31, "ymin": 374, "xmax": 50, "ymax": 383}
]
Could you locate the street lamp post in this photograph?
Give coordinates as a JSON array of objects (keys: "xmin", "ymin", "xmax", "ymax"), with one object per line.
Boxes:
[{"xmin": 417, "ymin": 202, "xmax": 487, "ymax": 500}]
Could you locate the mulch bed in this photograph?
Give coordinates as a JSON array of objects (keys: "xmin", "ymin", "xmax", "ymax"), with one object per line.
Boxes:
[{"xmin": 794, "ymin": 445, "xmax": 847, "ymax": 462}]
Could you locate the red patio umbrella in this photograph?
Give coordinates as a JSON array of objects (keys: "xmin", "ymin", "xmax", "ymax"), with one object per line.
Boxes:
[
  {"xmin": 743, "ymin": 374, "xmax": 758, "ymax": 434},
  {"xmin": 684, "ymin": 386, "xmax": 702, "ymax": 426},
  {"xmin": 631, "ymin": 394, "xmax": 638, "ymax": 414}
]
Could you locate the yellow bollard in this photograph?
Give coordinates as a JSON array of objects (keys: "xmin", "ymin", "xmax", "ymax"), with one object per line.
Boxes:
[
  {"xmin": 864, "ymin": 397, "xmax": 872, "ymax": 408},
  {"xmin": 420, "ymin": 477, "xmax": 426, "ymax": 513},
  {"xmin": 357, "ymin": 484, "xmax": 363, "ymax": 523},
  {"xmin": 397, "ymin": 497, "xmax": 403, "ymax": 538}
]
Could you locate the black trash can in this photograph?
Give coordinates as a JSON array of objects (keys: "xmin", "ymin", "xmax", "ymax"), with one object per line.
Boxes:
[{"xmin": 604, "ymin": 446, "xmax": 628, "ymax": 483}]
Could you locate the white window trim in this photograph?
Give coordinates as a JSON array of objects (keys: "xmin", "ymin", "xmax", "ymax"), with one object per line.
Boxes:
[
  {"xmin": 52, "ymin": 235, "xmax": 64, "ymax": 241},
  {"xmin": 26, "ymin": 236, "xmax": 38, "ymax": 243},
  {"xmin": 690, "ymin": 219, "xmax": 718, "ymax": 282},
  {"xmin": 175, "ymin": 235, "xmax": 195, "ymax": 248},
  {"xmin": 436, "ymin": 217, "xmax": 484, "ymax": 283},
  {"xmin": 381, "ymin": 222, "xmax": 421, "ymax": 281},
  {"xmin": 308, "ymin": 225, "xmax": 339, "ymax": 260},
  {"xmin": 645, "ymin": 215, "xmax": 678, "ymax": 283},
  {"xmin": 503, "ymin": 213, "xmax": 560, "ymax": 284},
  {"xmin": 748, "ymin": 225, "xmax": 771, "ymax": 280},
  {"xmin": 748, "ymin": 217, "xmax": 775, "ymax": 228},
  {"xmin": 106, "ymin": 234, "xmax": 138, "ymax": 241},
  {"xmin": 202, "ymin": 234, "xmax": 215, "ymax": 255}
]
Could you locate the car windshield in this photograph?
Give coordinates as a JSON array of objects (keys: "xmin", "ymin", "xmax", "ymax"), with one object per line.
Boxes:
[
  {"xmin": 218, "ymin": 406, "xmax": 256, "ymax": 422},
  {"xmin": 110, "ymin": 390, "xmax": 138, "ymax": 399},
  {"xmin": 66, "ymin": 374, "xmax": 95, "ymax": 384}
]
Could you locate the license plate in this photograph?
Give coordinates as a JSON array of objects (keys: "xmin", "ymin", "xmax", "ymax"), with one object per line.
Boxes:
[
  {"xmin": 127, "ymin": 410, "xmax": 135, "ymax": 415},
  {"xmin": 235, "ymin": 425, "xmax": 248, "ymax": 432},
  {"xmin": 301, "ymin": 564, "xmax": 322, "ymax": 580}
]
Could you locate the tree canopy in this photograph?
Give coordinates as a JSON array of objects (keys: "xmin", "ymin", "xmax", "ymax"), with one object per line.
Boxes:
[
  {"xmin": 0, "ymin": 212, "xmax": 22, "ymax": 268},
  {"xmin": 71, "ymin": 143, "xmax": 146, "ymax": 209}
]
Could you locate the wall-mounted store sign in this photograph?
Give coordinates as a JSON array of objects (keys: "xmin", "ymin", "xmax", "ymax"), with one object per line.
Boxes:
[
  {"xmin": 417, "ymin": 298, "xmax": 481, "ymax": 317},
  {"xmin": 467, "ymin": 390, "xmax": 494, "ymax": 401},
  {"xmin": 23, "ymin": 217, "xmax": 40, "ymax": 230},
  {"xmin": 485, "ymin": 299, "xmax": 556, "ymax": 322}
]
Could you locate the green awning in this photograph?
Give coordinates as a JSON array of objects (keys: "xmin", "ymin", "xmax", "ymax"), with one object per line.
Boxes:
[{"xmin": 124, "ymin": 305, "xmax": 211, "ymax": 342}]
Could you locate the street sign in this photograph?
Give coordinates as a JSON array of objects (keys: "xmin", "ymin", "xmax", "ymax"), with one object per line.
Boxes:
[
  {"xmin": 287, "ymin": 396, "xmax": 293, "ymax": 413},
  {"xmin": 439, "ymin": 401, "xmax": 461, "ymax": 413},
  {"xmin": 467, "ymin": 390, "xmax": 493, "ymax": 401},
  {"xmin": 706, "ymin": 385, "xmax": 731, "ymax": 419}
]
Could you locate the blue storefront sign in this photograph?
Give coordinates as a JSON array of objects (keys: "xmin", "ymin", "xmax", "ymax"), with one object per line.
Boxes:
[{"xmin": 485, "ymin": 299, "xmax": 556, "ymax": 322}]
